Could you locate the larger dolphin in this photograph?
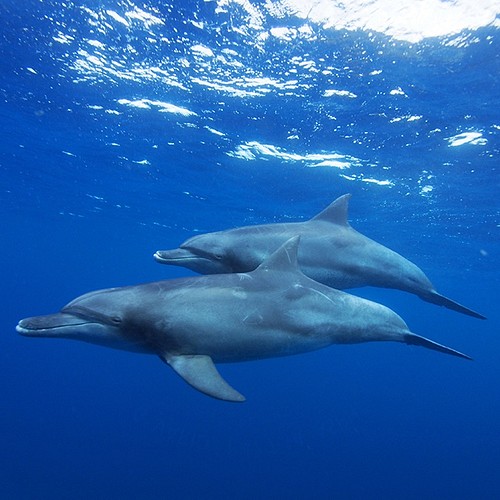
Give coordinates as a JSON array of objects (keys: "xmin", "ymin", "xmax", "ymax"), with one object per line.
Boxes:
[
  {"xmin": 18, "ymin": 237, "xmax": 471, "ymax": 402},
  {"xmin": 154, "ymin": 194, "xmax": 484, "ymax": 319}
]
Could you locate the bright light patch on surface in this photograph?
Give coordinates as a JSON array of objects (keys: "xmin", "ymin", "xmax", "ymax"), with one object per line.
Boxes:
[
  {"xmin": 447, "ymin": 132, "xmax": 487, "ymax": 146},
  {"xmin": 191, "ymin": 44, "xmax": 215, "ymax": 57},
  {"xmin": 53, "ymin": 32, "xmax": 74, "ymax": 44},
  {"xmin": 205, "ymin": 126, "xmax": 226, "ymax": 136},
  {"xmin": 106, "ymin": 10, "xmax": 129, "ymax": 27},
  {"xmin": 191, "ymin": 76, "xmax": 298, "ymax": 97},
  {"xmin": 215, "ymin": 0, "xmax": 265, "ymax": 31},
  {"xmin": 118, "ymin": 99, "xmax": 149, "ymax": 109},
  {"xmin": 310, "ymin": 160, "xmax": 351, "ymax": 169},
  {"xmin": 278, "ymin": 0, "xmax": 500, "ymax": 42},
  {"xmin": 117, "ymin": 99, "xmax": 196, "ymax": 116},
  {"xmin": 269, "ymin": 25, "xmax": 316, "ymax": 41},
  {"xmin": 87, "ymin": 40, "xmax": 105, "ymax": 49},
  {"xmin": 323, "ymin": 89, "xmax": 357, "ymax": 98},
  {"xmin": 126, "ymin": 6, "xmax": 164, "ymax": 28},
  {"xmin": 228, "ymin": 141, "xmax": 361, "ymax": 169},
  {"xmin": 87, "ymin": 55, "xmax": 104, "ymax": 66},
  {"xmin": 361, "ymin": 177, "xmax": 394, "ymax": 186},
  {"xmin": 191, "ymin": 78, "xmax": 261, "ymax": 97},
  {"xmin": 390, "ymin": 115, "xmax": 423, "ymax": 123},
  {"xmin": 270, "ymin": 27, "xmax": 294, "ymax": 40},
  {"xmin": 444, "ymin": 33, "xmax": 481, "ymax": 47},
  {"xmin": 86, "ymin": 194, "xmax": 105, "ymax": 201},
  {"xmin": 339, "ymin": 174, "xmax": 394, "ymax": 187}
]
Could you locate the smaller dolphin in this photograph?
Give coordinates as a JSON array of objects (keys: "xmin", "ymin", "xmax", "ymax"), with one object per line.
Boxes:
[
  {"xmin": 18, "ymin": 237, "xmax": 471, "ymax": 402},
  {"xmin": 154, "ymin": 194, "xmax": 485, "ymax": 319}
]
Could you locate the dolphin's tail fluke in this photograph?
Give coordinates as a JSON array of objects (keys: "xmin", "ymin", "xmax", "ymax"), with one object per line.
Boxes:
[
  {"xmin": 420, "ymin": 290, "xmax": 486, "ymax": 320},
  {"xmin": 404, "ymin": 333, "xmax": 472, "ymax": 360}
]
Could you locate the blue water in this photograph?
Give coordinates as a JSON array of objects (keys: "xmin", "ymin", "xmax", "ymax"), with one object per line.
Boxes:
[{"xmin": 1, "ymin": 1, "xmax": 499, "ymax": 498}]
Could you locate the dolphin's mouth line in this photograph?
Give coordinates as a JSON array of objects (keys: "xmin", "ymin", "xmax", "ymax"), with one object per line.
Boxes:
[
  {"xmin": 16, "ymin": 320, "xmax": 93, "ymax": 335},
  {"xmin": 154, "ymin": 253, "xmax": 189, "ymax": 261},
  {"xmin": 154, "ymin": 250, "xmax": 213, "ymax": 263}
]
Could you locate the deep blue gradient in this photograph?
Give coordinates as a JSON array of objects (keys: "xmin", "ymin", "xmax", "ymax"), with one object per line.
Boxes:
[{"xmin": 1, "ymin": 1, "xmax": 499, "ymax": 499}]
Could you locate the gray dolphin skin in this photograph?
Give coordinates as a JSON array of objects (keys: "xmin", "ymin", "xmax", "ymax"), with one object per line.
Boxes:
[
  {"xmin": 154, "ymin": 194, "xmax": 485, "ymax": 320},
  {"xmin": 18, "ymin": 237, "xmax": 471, "ymax": 402}
]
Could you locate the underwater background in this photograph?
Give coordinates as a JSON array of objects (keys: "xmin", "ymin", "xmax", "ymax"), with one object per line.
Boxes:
[{"xmin": 1, "ymin": 0, "xmax": 499, "ymax": 498}]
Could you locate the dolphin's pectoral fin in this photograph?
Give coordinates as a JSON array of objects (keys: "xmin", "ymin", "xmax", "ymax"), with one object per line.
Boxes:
[
  {"xmin": 404, "ymin": 333, "xmax": 472, "ymax": 360},
  {"xmin": 420, "ymin": 290, "xmax": 486, "ymax": 320},
  {"xmin": 160, "ymin": 353, "xmax": 246, "ymax": 402}
]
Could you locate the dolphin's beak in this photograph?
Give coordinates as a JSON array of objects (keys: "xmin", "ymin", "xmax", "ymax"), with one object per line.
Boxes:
[
  {"xmin": 154, "ymin": 248, "xmax": 231, "ymax": 274},
  {"xmin": 154, "ymin": 248, "xmax": 223, "ymax": 269},
  {"xmin": 153, "ymin": 248, "xmax": 201, "ymax": 265},
  {"xmin": 16, "ymin": 313, "xmax": 92, "ymax": 337}
]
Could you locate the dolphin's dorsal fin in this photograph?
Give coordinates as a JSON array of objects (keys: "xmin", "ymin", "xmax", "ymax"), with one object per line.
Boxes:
[
  {"xmin": 309, "ymin": 193, "xmax": 351, "ymax": 226},
  {"xmin": 161, "ymin": 353, "xmax": 246, "ymax": 402},
  {"xmin": 254, "ymin": 235, "xmax": 300, "ymax": 273}
]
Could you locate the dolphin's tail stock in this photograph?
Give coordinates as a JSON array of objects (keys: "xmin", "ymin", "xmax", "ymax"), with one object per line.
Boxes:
[
  {"xmin": 404, "ymin": 333, "xmax": 472, "ymax": 360},
  {"xmin": 420, "ymin": 290, "xmax": 486, "ymax": 320}
]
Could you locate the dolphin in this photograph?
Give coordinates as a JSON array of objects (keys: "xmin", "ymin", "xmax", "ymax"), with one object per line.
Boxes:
[
  {"xmin": 154, "ymin": 194, "xmax": 485, "ymax": 320},
  {"xmin": 18, "ymin": 237, "xmax": 471, "ymax": 402}
]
